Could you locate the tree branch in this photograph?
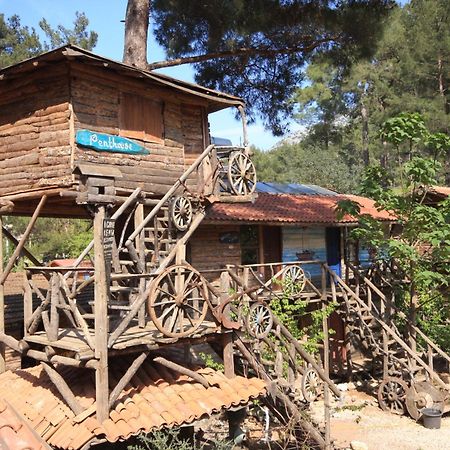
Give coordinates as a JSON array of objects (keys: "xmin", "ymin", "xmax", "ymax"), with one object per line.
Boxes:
[{"xmin": 147, "ymin": 36, "xmax": 340, "ymax": 70}]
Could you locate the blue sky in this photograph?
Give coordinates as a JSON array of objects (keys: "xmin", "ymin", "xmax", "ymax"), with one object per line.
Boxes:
[{"xmin": 0, "ymin": 0, "xmax": 290, "ymax": 149}]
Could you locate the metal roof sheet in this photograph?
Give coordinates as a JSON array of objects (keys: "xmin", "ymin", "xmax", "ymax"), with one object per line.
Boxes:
[{"xmin": 256, "ymin": 182, "xmax": 338, "ymax": 196}]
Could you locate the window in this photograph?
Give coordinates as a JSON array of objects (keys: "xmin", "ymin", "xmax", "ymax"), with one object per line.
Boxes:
[
  {"xmin": 119, "ymin": 93, "xmax": 164, "ymax": 143},
  {"xmin": 240, "ymin": 225, "xmax": 259, "ymax": 265}
]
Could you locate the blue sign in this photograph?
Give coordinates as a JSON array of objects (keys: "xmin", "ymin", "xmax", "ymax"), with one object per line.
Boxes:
[{"xmin": 75, "ymin": 130, "xmax": 149, "ymax": 155}]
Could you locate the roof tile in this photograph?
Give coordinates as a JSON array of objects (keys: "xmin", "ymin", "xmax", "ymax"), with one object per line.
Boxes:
[
  {"xmin": 206, "ymin": 192, "xmax": 394, "ymax": 225},
  {"xmin": 0, "ymin": 361, "xmax": 265, "ymax": 449}
]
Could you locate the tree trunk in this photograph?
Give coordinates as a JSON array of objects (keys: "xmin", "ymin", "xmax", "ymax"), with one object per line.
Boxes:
[
  {"xmin": 437, "ymin": 57, "xmax": 449, "ymax": 116},
  {"xmin": 123, "ymin": 0, "xmax": 150, "ymax": 68},
  {"xmin": 361, "ymin": 97, "xmax": 369, "ymax": 167}
]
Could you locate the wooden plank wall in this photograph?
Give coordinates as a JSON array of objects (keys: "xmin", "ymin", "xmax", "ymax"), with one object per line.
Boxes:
[
  {"xmin": 0, "ymin": 64, "xmax": 73, "ymax": 196},
  {"xmin": 70, "ymin": 64, "xmax": 208, "ymax": 196},
  {"xmin": 190, "ymin": 224, "xmax": 241, "ymax": 283}
]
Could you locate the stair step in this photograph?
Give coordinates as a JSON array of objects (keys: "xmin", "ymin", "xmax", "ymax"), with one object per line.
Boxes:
[{"xmin": 110, "ymin": 286, "xmax": 137, "ymax": 293}]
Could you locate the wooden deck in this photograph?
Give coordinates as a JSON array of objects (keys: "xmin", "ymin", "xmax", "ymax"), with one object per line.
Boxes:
[{"xmin": 24, "ymin": 320, "xmax": 221, "ymax": 353}]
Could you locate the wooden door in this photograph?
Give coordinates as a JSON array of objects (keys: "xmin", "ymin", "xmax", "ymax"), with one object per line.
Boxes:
[{"xmin": 262, "ymin": 226, "xmax": 282, "ymax": 280}]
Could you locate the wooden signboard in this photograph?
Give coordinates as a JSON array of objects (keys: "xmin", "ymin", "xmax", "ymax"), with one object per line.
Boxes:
[
  {"xmin": 103, "ymin": 219, "xmax": 115, "ymax": 268},
  {"xmin": 76, "ymin": 130, "xmax": 149, "ymax": 155}
]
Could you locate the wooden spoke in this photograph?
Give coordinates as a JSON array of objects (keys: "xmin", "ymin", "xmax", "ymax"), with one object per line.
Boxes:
[
  {"xmin": 148, "ymin": 264, "xmax": 209, "ymax": 337},
  {"xmin": 170, "ymin": 196, "xmax": 193, "ymax": 231},
  {"xmin": 282, "ymin": 265, "xmax": 307, "ymax": 292},
  {"xmin": 245, "ymin": 303, "xmax": 273, "ymax": 338},
  {"xmin": 378, "ymin": 377, "xmax": 408, "ymax": 415},
  {"xmin": 228, "ymin": 151, "xmax": 256, "ymax": 196},
  {"xmin": 301, "ymin": 367, "xmax": 323, "ymax": 403}
]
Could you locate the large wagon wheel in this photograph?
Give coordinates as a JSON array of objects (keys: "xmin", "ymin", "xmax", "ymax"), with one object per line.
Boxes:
[
  {"xmin": 405, "ymin": 381, "xmax": 445, "ymax": 420},
  {"xmin": 245, "ymin": 303, "xmax": 273, "ymax": 339},
  {"xmin": 228, "ymin": 151, "xmax": 256, "ymax": 196},
  {"xmin": 170, "ymin": 196, "xmax": 193, "ymax": 232},
  {"xmin": 301, "ymin": 366, "xmax": 323, "ymax": 403},
  {"xmin": 148, "ymin": 265, "xmax": 209, "ymax": 337},
  {"xmin": 282, "ymin": 265, "xmax": 306, "ymax": 292},
  {"xmin": 378, "ymin": 377, "xmax": 408, "ymax": 415}
]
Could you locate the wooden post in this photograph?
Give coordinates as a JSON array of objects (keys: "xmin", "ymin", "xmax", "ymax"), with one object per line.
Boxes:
[
  {"xmin": 135, "ymin": 204, "xmax": 146, "ymax": 328},
  {"xmin": 220, "ymin": 271, "xmax": 235, "ymax": 378},
  {"xmin": 0, "ymin": 217, "xmax": 4, "ymax": 373},
  {"xmin": 322, "ymin": 296, "xmax": 331, "ymax": 450},
  {"xmin": 48, "ymin": 273, "xmax": 60, "ymax": 342},
  {"xmin": 0, "ymin": 195, "xmax": 47, "ymax": 286},
  {"xmin": 94, "ymin": 206, "xmax": 109, "ymax": 423}
]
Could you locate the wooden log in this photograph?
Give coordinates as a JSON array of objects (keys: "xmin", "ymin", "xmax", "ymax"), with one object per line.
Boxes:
[
  {"xmin": 3, "ymin": 227, "xmax": 41, "ymax": 266},
  {"xmin": 49, "ymin": 274, "xmax": 60, "ymax": 341},
  {"xmin": 153, "ymin": 356, "xmax": 210, "ymax": 388},
  {"xmin": 41, "ymin": 362, "xmax": 84, "ymax": 415},
  {"xmin": 109, "ymin": 351, "xmax": 149, "ymax": 408},
  {"xmin": 25, "ymin": 349, "xmax": 97, "ymax": 369},
  {"xmin": 94, "ymin": 205, "xmax": 109, "ymax": 423},
  {"xmin": 0, "ymin": 218, "xmax": 3, "ymax": 373},
  {"xmin": 0, "ymin": 195, "xmax": 47, "ymax": 286},
  {"xmin": 234, "ymin": 337, "xmax": 326, "ymax": 449},
  {"xmin": 0, "ymin": 333, "xmax": 29, "ymax": 353}
]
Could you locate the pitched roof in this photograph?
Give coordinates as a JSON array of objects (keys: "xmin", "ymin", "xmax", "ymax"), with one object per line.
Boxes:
[
  {"xmin": 0, "ymin": 360, "xmax": 266, "ymax": 449},
  {"xmin": 206, "ymin": 192, "xmax": 394, "ymax": 225},
  {"xmin": 429, "ymin": 186, "xmax": 450, "ymax": 198},
  {"xmin": 0, "ymin": 45, "xmax": 244, "ymax": 113},
  {"xmin": 0, "ymin": 399, "xmax": 50, "ymax": 450}
]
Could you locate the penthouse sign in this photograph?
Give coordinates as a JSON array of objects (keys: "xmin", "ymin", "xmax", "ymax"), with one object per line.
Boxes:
[{"xmin": 76, "ymin": 130, "xmax": 149, "ymax": 155}]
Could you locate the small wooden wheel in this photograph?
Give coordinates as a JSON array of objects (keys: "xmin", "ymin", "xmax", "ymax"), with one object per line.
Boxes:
[
  {"xmin": 282, "ymin": 265, "xmax": 306, "ymax": 292},
  {"xmin": 245, "ymin": 303, "xmax": 273, "ymax": 338},
  {"xmin": 148, "ymin": 265, "xmax": 209, "ymax": 337},
  {"xmin": 378, "ymin": 377, "xmax": 408, "ymax": 415},
  {"xmin": 301, "ymin": 367, "xmax": 322, "ymax": 403},
  {"xmin": 228, "ymin": 151, "xmax": 256, "ymax": 195},
  {"xmin": 170, "ymin": 196, "xmax": 193, "ymax": 231}
]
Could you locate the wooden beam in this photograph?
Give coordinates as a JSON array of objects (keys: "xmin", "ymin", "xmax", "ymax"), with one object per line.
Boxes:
[
  {"xmin": 48, "ymin": 273, "xmax": 60, "ymax": 341},
  {"xmin": 109, "ymin": 351, "xmax": 149, "ymax": 408},
  {"xmin": 0, "ymin": 195, "xmax": 47, "ymax": 285},
  {"xmin": 94, "ymin": 205, "xmax": 109, "ymax": 423},
  {"xmin": 153, "ymin": 356, "xmax": 210, "ymax": 388},
  {"xmin": 0, "ymin": 218, "xmax": 4, "ymax": 373},
  {"xmin": 2, "ymin": 226, "xmax": 41, "ymax": 266},
  {"xmin": 41, "ymin": 362, "xmax": 84, "ymax": 415}
]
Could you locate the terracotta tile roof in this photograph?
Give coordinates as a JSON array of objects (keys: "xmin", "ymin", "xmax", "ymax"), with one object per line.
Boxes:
[
  {"xmin": 429, "ymin": 186, "xmax": 450, "ymax": 197},
  {"xmin": 0, "ymin": 398, "xmax": 50, "ymax": 450},
  {"xmin": 0, "ymin": 359, "xmax": 266, "ymax": 449},
  {"xmin": 207, "ymin": 193, "xmax": 394, "ymax": 225}
]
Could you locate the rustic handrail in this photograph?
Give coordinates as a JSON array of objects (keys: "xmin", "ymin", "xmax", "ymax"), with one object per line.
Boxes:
[{"xmin": 125, "ymin": 144, "xmax": 215, "ymax": 246}]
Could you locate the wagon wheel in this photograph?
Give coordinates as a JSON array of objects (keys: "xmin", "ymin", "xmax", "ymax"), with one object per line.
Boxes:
[
  {"xmin": 148, "ymin": 265, "xmax": 209, "ymax": 337},
  {"xmin": 301, "ymin": 367, "xmax": 323, "ymax": 403},
  {"xmin": 170, "ymin": 196, "xmax": 193, "ymax": 232},
  {"xmin": 228, "ymin": 152, "xmax": 256, "ymax": 196},
  {"xmin": 378, "ymin": 377, "xmax": 408, "ymax": 415},
  {"xmin": 282, "ymin": 265, "xmax": 306, "ymax": 292},
  {"xmin": 245, "ymin": 303, "xmax": 273, "ymax": 339},
  {"xmin": 405, "ymin": 381, "xmax": 445, "ymax": 420}
]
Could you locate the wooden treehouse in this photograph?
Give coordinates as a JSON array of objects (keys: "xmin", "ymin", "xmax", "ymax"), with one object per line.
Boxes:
[{"xmin": 0, "ymin": 45, "xmax": 266, "ymax": 425}]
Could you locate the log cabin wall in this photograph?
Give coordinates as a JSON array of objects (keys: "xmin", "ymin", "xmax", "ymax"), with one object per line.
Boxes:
[
  {"xmin": 0, "ymin": 63, "xmax": 72, "ymax": 197},
  {"xmin": 189, "ymin": 224, "xmax": 241, "ymax": 283},
  {"xmin": 70, "ymin": 63, "xmax": 209, "ymax": 196}
]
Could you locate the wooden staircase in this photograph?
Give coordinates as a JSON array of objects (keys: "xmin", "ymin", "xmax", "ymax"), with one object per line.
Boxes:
[{"xmin": 325, "ymin": 264, "xmax": 450, "ymax": 417}]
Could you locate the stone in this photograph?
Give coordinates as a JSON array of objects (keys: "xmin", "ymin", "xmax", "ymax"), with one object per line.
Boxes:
[{"xmin": 350, "ymin": 440, "xmax": 369, "ymax": 450}]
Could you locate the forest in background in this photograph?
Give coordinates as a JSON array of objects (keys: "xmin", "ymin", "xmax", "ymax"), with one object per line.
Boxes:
[{"xmin": 254, "ymin": 0, "xmax": 449, "ymax": 193}]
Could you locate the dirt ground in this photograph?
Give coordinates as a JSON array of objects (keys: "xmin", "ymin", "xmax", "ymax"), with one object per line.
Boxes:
[{"xmin": 309, "ymin": 384, "xmax": 450, "ymax": 450}]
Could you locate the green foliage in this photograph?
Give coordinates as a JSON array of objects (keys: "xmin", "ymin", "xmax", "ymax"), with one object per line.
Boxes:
[
  {"xmin": 128, "ymin": 428, "xmax": 232, "ymax": 450},
  {"xmin": 291, "ymin": 0, "xmax": 450, "ymax": 181},
  {"xmin": 252, "ymin": 140, "xmax": 362, "ymax": 194},
  {"xmin": 338, "ymin": 114, "xmax": 450, "ymax": 337},
  {"xmin": 152, "ymin": 0, "xmax": 393, "ymax": 134},
  {"xmin": 0, "ymin": 11, "xmax": 97, "ymax": 69},
  {"xmin": 198, "ymin": 352, "xmax": 224, "ymax": 372},
  {"xmin": 3, "ymin": 217, "xmax": 92, "ymax": 266},
  {"xmin": 270, "ymin": 278, "xmax": 336, "ymax": 354}
]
